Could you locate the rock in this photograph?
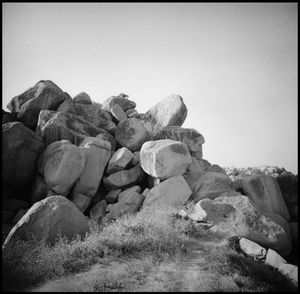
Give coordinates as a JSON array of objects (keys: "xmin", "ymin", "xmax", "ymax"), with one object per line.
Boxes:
[
  {"xmin": 35, "ymin": 110, "xmax": 115, "ymax": 147},
  {"xmin": 69, "ymin": 192, "xmax": 92, "ymax": 213},
  {"xmin": 2, "ymin": 196, "xmax": 89, "ymax": 248},
  {"xmin": 278, "ymin": 263, "xmax": 298, "ymax": 285},
  {"xmin": 102, "ymin": 95, "xmax": 136, "ymax": 113},
  {"xmin": 201, "ymin": 194, "xmax": 292, "ymax": 257},
  {"xmin": 140, "ymin": 94, "xmax": 187, "ymax": 137},
  {"xmin": 106, "ymin": 147, "xmax": 133, "ymax": 175},
  {"xmin": 265, "ymin": 248, "xmax": 287, "ymax": 269},
  {"xmin": 111, "ymin": 103, "xmax": 127, "ymax": 123},
  {"xmin": 155, "ymin": 126, "xmax": 204, "ymax": 152},
  {"xmin": 2, "ymin": 210, "xmax": 15, "ymax": 224},
  {"xmin": 188, "ymin": 171, "xmax": 234, "ymax": 202},
  {"xmin": 190, "ymin": 148, "xmax": 203, "ymax": 160},
  {"xmin": 198, "ymin": 158, "xmax": 211, "ymax": 170},
  {"xmin": 239, "ymin": 237, "xmax": 267, "ymax": 260},
  {"xmin": 96, "ymin": 133, "xmax": 117, "ymax": 151},
  {"xmin": 118, "ymin": 186, "xmax": 141, "ymax": 203},
  {"xmin": 12, "ymin": 209, "xmax": 28, "ymax": 224},
  {"xmin": 185, "ymin": 157, "xmax": 206, "ymax": 174},
  {"xmin": 29, "ymin": 173, "xmax": 49, "ymax": 205},
  {"xmin": 115, "ymin": 118, "xmax": 148, "ymax": 152},
  {"xmin": 2, "ymin": 198, "xmax": 29, "ymax": 212},
  {"xmin": 207, "ymin": 164, "xmax": 226, "ymax": 174},
  {"xmin": 276, "ymin": 174, "xmax": 298, "ymax": 222},
  {"xmin": 71, "ymin": 138, "xmax": 111, "ymax": 198},
  {"xmin": 73, "ymin": 92, "xmax": 92, "ymax": 105},
  {"xmin": 105, "ymin": 189, "xmax": 121, "ymax": 204},
  {"xmin": 102, "ymin": 192, "xmax": 143, "ymax": 222},
  {"xmin": 2, "ymin": 122, "xmax": 44, "ymax": 191},
  {"xmin": 38, "ymin": 140, "xmax": 86, "ymax": 196},
  {"xmin": 103, "ymin": 164, "xmax": 145, "ymax": 190},
  {"xmin": 2, "ymin": 109, "xmax": 17, "ymax": 124},
  {"xmin": 130, "ymin": 151, "xmax": 140, "ymax": 166},
  {"xmin": 6, "ymin": 80, "xmax": 69, "ymax": 129},
  {"xmin": 142, "ymin": 188, "xmax": 150, "ymax": 197},
  {"xmin": 147, "ymin": 176, "xmax": 161, "ymax": 189},
  {"xmin": 143, "ymin": 175, "xmax": 192, "ymax": 208},
  {"xmin": 89, "ymin": 185, "xmax": 108, "ymax": 208},
  {"xmin": 126, "ymin": 108, "xmax": 140, "ymax": 119},
  {"xmin": 140, "ymin": 139, "xmax": 192, "ymax": 180},
  {"xmin": 106, "ymin": 204, "xmax": 113, "ymax": 213},
  {"xmin": 242, "ymin": 175, "xmax": 290, "ymax": 222},
  {"xmin": 90, "ymin": 200, "xmax": 107, "ymax": 221}
]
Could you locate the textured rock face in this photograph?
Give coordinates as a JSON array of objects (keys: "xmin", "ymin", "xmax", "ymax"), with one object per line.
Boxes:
[
  {"xmin": 242, "ymin": 175, "xmax": 290, "ymax": 222},
  {"xmin": 2, "ymin": 122, "xmax": 44, "ymax": 190},
  {"xmin": 73, "ymin": 92, "xmax": 92, "ymax": 105},
  {"xmin": 103, "ymin": 164, "xmax": 145, "ymax": 190},
  {"xmin": 155, "ymin": 126, "xmax": 204, "ymax": 152},
  {"xmin": 102, "ymin": 95, "xmax": 136, "ymax": 113},
  {"xmin": 6, "ymin": 80, "xmax": 69, "ymax": 129},
  {"xmin": 141, "ymin": 94, "xmax": 188, "ymax": 137},
  {"xmin": 199, "ymin": 194, "xmax": 292, "ymax": 257},
  {"xmin": 239, "ymin": 237, "xmax": 267, "ymax": 260},
  {"xmin": 143, "ymin": 175, "xmax": 192, "ymax": 208},
  {"xmin": 265, "ymin": 248, "xmax": 287, "ymax": 269},
  {"xmin": 106, "ymin": 147, "xmax": 133, "ymax": 175},
  {"xmin": 115, "ymin": 118, "xmax": 148, "ymax": 152},
  {"xmin": 71, "ymin": 138, "xmax": 112, "ymax": 198},
  {"xmin": 35, "ymin": 110, "xmax": 115, "ymax": 147},
  {"xmin": 38, "ymin": 140, "xmax": 86, "ymax": 196},
  {"xmin": 140, "ymin": 139, "xmax": 192, "ymax": 180},
  {"xmin": 2, "ymin": 196, "xmax": 89, "ymax": 249}
]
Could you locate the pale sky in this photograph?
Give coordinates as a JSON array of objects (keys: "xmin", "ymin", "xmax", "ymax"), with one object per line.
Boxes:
[{"xmin": 2, "ymin": 3, "xmax": 298, "ymax": 174}]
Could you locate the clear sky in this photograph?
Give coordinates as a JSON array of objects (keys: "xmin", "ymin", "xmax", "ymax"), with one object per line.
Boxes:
[{"xmin": 2, "ymin": 3, "xmax": 298, "ymax": 174}]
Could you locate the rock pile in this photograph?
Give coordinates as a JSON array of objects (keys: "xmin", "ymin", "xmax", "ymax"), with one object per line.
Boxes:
[{"xmin": 2, "ymin": 79, "xmax": 298, "ymax": 275}]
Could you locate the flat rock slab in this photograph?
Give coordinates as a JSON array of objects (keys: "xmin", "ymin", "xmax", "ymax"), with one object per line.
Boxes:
[
  {"xmin": 2, "ymin": 196, "xmax": 89, "ymax": 249},
  {"xmin": 140, "ymin": 139, "xmax": 192, "ymax": 180},
  {"xmin": 111, "ymin": 103, "xmax": 127, "ymax": 123},
  {"xmin": 239, "ymin": 237, "xmax": 267, "ymax": 260},
  {"xmin": 6, "ymin": 80, "xmax": 69, "ymax": 129},
  {"xmin": 35, "ymin": 110, "xmax": 115, "ymax": 147},
  {"xmin": 115, "ymin": 118, "xmax": 148, "ymax": 152},
  {"xmin": 155, "ymin": 126, "xmax": 204, "ymax": 152},
  {"xmin": 143, "ymin": 175, "xmax": 192, "ymax": 208},
  {"xmin": 265, "ymin": 248, "xmax": 287, "ymax": 269},
  {"xmin": 106, "ymin": 147, "xmax": 133, "ymax": 175}
]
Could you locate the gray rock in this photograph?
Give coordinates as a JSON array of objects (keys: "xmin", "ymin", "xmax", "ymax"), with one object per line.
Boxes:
[
  {"xmin": 105, "ymin": 189, "xmax": 122, "ymax": 204},
  {"xmin": 278, "ymin": 263, "xmax": 298, "ymax": 285},
  {"xmin": 239, "ymin": 237, "xmax": 267, "ymax": 260},
  {"xmin": 265, "ymin": 248, "xmax": 287, "ymax": 269},
  {"xmin": 102, "ymin": 95, "xmax": 136, "ymax": 113},
  {"xmin": 111, "ymin": 103, "xmax": 127, "ymax": 123},
  {"xmin": 118, "ymin": 186, "xmax": 141, "ymax": 203},
  {"xmin": 73, "ymin": 92, "xmax": 92, "ymax": 105},
  {"xmin": 69, "ymin": 192, "xmax": 92, "ymax": 213},
  {"xmin": 106, "ymin": 147, "xmax": 133, "ymax": 175},
  {"xmin": 90, "ymin": 200, "xmax": 107, "ymax": 221}
]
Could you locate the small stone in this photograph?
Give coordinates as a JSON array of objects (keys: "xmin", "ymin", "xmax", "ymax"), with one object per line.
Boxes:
[{"xmin": 118, "ymin": 186, "xmax": 141, "ymax": 203}]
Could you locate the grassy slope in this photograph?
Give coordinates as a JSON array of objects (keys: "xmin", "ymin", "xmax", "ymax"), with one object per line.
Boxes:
[{"xmin": 2, "ymin": 205, "xmax": 297, "ymax": 292}]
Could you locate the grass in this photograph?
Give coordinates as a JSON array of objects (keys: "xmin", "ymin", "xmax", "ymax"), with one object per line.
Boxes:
[{"xmin": 2, "ymin": 203, "xmax": 298, "ymax": 292}]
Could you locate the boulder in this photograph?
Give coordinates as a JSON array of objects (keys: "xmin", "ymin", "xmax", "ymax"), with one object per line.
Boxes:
[
  {"xmin": 155, "ymin": 126, "xmax": 204, "ymax": 152},
  {"xmin": 96, "ymin": 133, "xmax": 117, "ymax": 151},
  {"xmin": 71, "ymin": 138, "xmax": 111, "ymax": 198},
  {"xmin": 29, "ymin": 173, "xmax": 49, "ymax": 205},
  {"xmin": 2, "ymin": 122, "xmax": 44, "ymax": 191},
  {"xmin": 103, "ymin": 164, "xmax": 145, "ymax": 190},
  {"xmin": 90, "ymin": 200, "xmax": 107, "ymax": 221},
  {"xmin": 2, "ymin": 196, "xmax": 89, "ymax": 249},
  {"xmin": 6, "ymin": 80, "xmax": 69, "ymax": 129},
  {"xmin": 2, "ymin": 109, "xmax": 17, "ymax": 124},
  {"xmin": 69, "ymin": 192, "xmax": 92, "ymax": 213},
  {"xmin": 140, "ymin": 139, "xmax": 192, "ymax": 180},
  {"xmin": 187, "ymin": 171, "xmax": 234, "ymax": 202},
  {"xmin": 278, "ymin": 263, "xmax": 298, "ymax": 285},
  {"xmin": 185, "ymin": 157, "xmax": 206, "ymax": 174},
  {"xmin": 110, "ymin": 103, "xmax": 127, "ymax": 123},
  {"xmin": 265, "ymin": 248, "xmax": 287, "ymax": 269},
  {"xmin": 140, "ymin": 94, "xmax": 187, "ymax": 137},
  {"xmin": 105, "ymin": 189, "xmax": 122, "ymax": 204},
  {"xmin": 38, "ymin": 140, "xmax": 86, "ymax": 196},
  {"xmin": 102, "ymin": 95, "xmax": 136, "ymax": 113},
  {"xmin": 115, "ymin": 118, "xmax": 148, "ymax": 152},
  {"xmin": 117, "ymin": 186, "xmax": 141, "ymax": 203},
  {"xmin": 239, "ymin": 237, "xmax": 267, "ymax": 260},
  {"xmin": 143, "ymin": 175, "xmax": 192, "ymax": 208},
  {"xmin": 35, "ymin": 110, "xmax": 115, "ymax": 147},
  {"xmin": 198, "ymin": 194, "xmax": 292, "ymax": 257},
  {"xmin": 106, "ymin": 147, "xmax": 133, "ymax": 175},
  {"xmin": 73, "ymin": 92, "xmax": 92, "ymax": 105},
  {"xmin": 242, "ymin": 175, "xmax": 290, "ymax": 222}
]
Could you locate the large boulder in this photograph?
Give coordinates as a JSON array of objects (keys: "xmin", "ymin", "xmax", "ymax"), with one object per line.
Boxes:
[
  {"xmin": 140, "ymin": 139, "xmax": 192, "ymax": 180},
  {"xmin": 2, "ymin": 122, "xmax": 44, "ymax": 192},
  {"xmin": 276, "ymin": 174, "xmax": 298, "ymax": 221},
  {"xmin": 73, "ymin": 92, "xmax": 92, "ymax": 105},
  {"xmin": 185, "ymin": 171, "xmax": 234, "ymax": 202},
  {"xmin": 155, "ymin": 126, "xmax": 204, "ymax": 152},
  {"xmin": 6, "ymin": 80, "xmax": 69, "ymax": 129},
  {"xmin": 190, "ymin": 193, "xmax": 292, "ymax": 257},
  {"xmin": 106, "ymin": 147, "xmax": 133, "ymax": 175},
  {"xmin": 143, "ymin": 175, "xmax": 192, "ymax": 208},
  {"xmin": 37, "ymin": 140, "xmax": 86, "ymax": 196},
  {"xmin": 103, "ymin": 164, "xmax": 145, "ymax": 190},
  {"xmin": 35, "ymin": 110, "xmax": 116, "ymax": 147},
  {"xmin": 242, "ymin": 175, "xmax": 290, "ymax": 222},
  {"xmin": 115, "ymin": 118, "xmax": 148, "ymax": 152},
  {"xmin": 140, "ymin": 94, "xmax": 187, "ymax": 137},
  {"xmin": 102, "ymin": 94, "xmax": 136, "ymax": 113},
  {"xmin": 71, "ymin": 137, "xmax": 112, "ymax": 198},
  {"xmin": 2, "ymin": 196, "xmax": 89, "ymax": 249}
]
